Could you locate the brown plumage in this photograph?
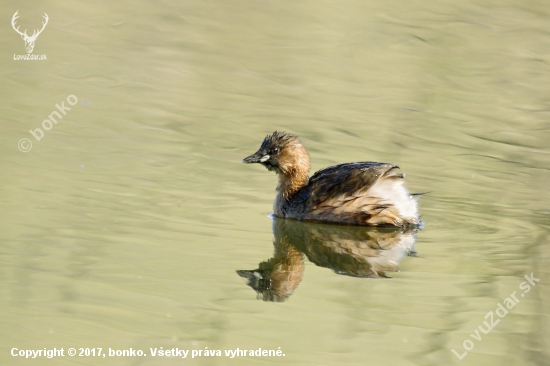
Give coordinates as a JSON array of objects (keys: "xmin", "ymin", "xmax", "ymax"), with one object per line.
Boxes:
[{"xmin": 243, "ymin": 131, "xmax": 422, "ymax": 227}]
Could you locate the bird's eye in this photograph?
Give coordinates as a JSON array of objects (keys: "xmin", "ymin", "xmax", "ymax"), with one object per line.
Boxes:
[{"xmin": 272, "ymin": 147, "xmax": 279, "ymax": 154}]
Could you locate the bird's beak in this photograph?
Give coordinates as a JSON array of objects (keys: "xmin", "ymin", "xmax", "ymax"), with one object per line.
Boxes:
[{"xmin": 242, "ymin": 151, "xmax": 269, "ymax": 164}]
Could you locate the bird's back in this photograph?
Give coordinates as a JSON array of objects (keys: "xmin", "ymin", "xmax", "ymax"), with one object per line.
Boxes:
[{"xmin": 278, "ymin": 162, "xmax": 420, "ymax": 227}]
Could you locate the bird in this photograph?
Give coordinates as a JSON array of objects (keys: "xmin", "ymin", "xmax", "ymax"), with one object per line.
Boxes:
[{"xmin": 242, "ymin": 131, "xmax": 422, "ymax": 227}]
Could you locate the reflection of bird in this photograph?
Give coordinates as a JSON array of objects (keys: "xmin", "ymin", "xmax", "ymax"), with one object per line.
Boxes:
[
  {"xmin": 243, "ymin": 131, "xmax": 422, "ymax": 227},
  {"xmin": 237, "ymin": 218, "xmax": 418, "ymax": 301},
  {"xmin": 287, "ymin": 219, "xmax": 417, "ymax": 278},
  {"xmin": 237, "ymin": 238, "xmax": 304, "ymax": 302}
]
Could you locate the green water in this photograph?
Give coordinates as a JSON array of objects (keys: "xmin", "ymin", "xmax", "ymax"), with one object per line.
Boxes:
[{"xmin": 1, "ymin": 0, "xmax": 549, "ymax": 365}]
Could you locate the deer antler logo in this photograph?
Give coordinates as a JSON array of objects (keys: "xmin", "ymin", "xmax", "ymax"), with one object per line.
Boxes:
[{"xmin": 11, "ymin": 11, "xmax": 49, "ymax": 54}]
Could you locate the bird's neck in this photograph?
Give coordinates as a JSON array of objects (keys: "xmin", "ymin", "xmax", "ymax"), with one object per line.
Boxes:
[{"xmin": 277, "ymin": 166, "xmax": 309, "ymax": 200}]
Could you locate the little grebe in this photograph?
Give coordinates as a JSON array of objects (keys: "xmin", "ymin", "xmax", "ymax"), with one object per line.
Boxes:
[{"xmin": 243, "ymin": 131, "xmax": 421, "ymax": 227}]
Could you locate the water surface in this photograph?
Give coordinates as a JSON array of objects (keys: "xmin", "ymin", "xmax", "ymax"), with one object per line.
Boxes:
[{"xmin": 1, "ymin": 0, "xmax": 549, "ymax": 365}]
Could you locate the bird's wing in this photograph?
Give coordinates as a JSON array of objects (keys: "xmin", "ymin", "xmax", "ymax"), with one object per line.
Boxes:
[{"xmin": 291, "ymin": 162, "xmax": 410, "ymax": 225}]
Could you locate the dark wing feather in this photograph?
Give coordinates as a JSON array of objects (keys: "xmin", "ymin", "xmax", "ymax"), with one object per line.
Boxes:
[
  {"xmin": 307, "ymin": 162, "xmax": 398, "ymax": 203},
  {"xmin": 288, "ymin": 162, "xmax": 399, "ymax": 219}
]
